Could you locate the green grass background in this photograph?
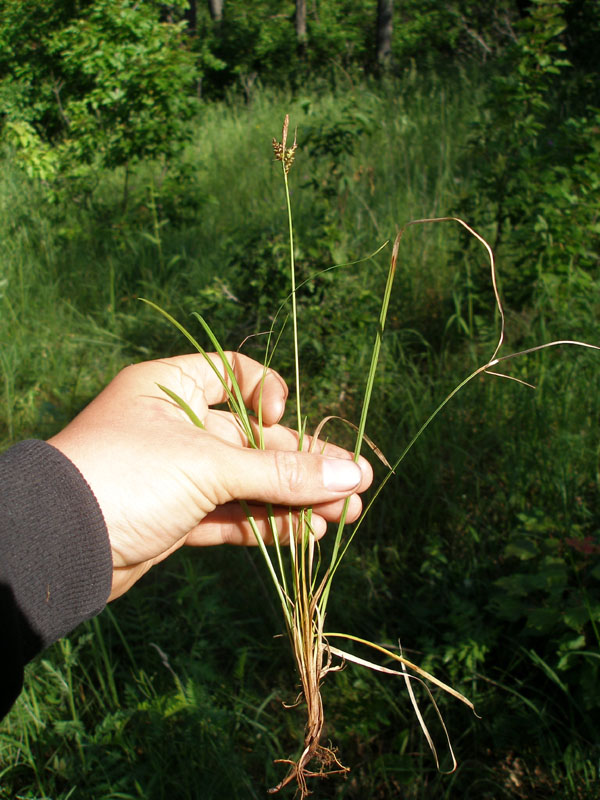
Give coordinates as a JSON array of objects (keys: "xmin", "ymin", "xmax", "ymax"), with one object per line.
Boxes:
[{"xmin": 1, "ymin": 73, "xmax": 599, "ymax": 798}]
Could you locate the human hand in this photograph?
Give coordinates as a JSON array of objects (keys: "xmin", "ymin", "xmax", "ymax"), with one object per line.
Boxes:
[{"xmin": 48, "ymin": 353, "xmax": 373, "ymax": 601}]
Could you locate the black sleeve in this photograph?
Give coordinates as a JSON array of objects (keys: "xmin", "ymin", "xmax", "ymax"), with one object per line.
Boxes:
[{"xmin": 0, "ymin": 439, "xmax": 112, "ymax": 719}]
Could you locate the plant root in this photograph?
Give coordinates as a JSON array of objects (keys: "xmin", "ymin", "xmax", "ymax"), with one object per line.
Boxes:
[
  {"xmin": 268, "ymin": 695, "xmax": 349, "ymax": 796},
  {"xmin": 268, "ymin": 656, "xmax": 349, "ymax": 797}
]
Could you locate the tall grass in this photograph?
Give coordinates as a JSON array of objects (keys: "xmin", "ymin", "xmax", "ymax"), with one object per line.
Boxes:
[
  {"xmin": 0, "ymin": 75, "xmax": 477, "ymax": 450},
  {"xmin": 1, "ymin": 71, "xmax": 599, "ymax": 798}
]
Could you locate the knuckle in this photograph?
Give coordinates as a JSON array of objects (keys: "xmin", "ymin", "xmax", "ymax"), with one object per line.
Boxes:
[{"xmin": 273, "ymin": 449, "xmax": 304, "ymax": 493}]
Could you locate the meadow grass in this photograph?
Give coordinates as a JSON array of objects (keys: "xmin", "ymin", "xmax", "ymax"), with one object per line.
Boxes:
[
  {"xmin": 1, "ymin": 71, "xmax": 599, "ymax": 798},
  {"xmin": 0, "ymin": 73, "xmax": 476, "ymax": 447}
]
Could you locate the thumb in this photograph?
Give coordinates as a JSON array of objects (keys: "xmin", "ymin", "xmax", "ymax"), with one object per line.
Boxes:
[{"xmin": 216, "ymin": 446, "xmax": 369, "ymax": 508}]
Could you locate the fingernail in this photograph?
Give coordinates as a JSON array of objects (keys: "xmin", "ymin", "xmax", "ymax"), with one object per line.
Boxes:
[{"xmin": 322, "ymin": 458, "xmax": 362, "ymax": 492}]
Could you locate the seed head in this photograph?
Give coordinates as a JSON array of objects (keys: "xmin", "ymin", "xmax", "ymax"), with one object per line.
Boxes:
[{"xmin": 272, "ymin": 114, "xmax": 297, "ymax": 175}]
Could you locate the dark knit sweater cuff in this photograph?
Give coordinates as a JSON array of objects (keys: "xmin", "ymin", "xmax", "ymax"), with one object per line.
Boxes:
[{"xmin": 0, "ymin": 439, "xmax": 112, "ymax": 657}]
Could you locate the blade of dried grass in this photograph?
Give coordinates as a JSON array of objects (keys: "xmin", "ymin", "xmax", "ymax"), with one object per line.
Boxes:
[
  {"xmin": 327, "ymin": 643, "xmax": 458, "ymax": 772},
  {"xmin": 326, "ymin": 633, "xmax": 477, "ymax": 711},
  {"xmin": 311, "ymin": 415, "xmax": 393, "ymax": 470}
]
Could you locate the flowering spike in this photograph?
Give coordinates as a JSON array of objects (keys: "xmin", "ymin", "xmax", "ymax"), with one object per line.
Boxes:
[
  {"xmin": 273, "ymin": 114, "xmax": 298, "ymax": 175},
  {"xmin": 282, "ymin": 114, "xmax": 289, "ymax": 150}
]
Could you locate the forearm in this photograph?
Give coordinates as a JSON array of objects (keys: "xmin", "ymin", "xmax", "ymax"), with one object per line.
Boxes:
[{"xmin": 0, "ymin": 439, "xmax": 112, "ymax": 719}]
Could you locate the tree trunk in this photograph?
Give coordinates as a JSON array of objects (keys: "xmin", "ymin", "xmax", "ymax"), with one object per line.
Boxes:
[
  {"xmin": 185, "ymin": 0, "xmax": 197, "ymax": 34},
  {"xmin": 207, "ymin": 0, "xmax": 224, "ymax": 23},
  {"xmin": 376, "ymin": 0, "xmax": 393, "ymax": 67},
  {"xmin": 296, "ymin": 0, "xmax": 307, "ymax": 53}
]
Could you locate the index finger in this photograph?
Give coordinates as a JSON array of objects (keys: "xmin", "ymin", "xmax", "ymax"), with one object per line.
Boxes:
[
  {"xmin": 197, "ymin": 352, "xmax": 289, "ymax": 426},
  {"xmin": 146, "ymin": 352, "xmax": 290, "ymax": 426}
]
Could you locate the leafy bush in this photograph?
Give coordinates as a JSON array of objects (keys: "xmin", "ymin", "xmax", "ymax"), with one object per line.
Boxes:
[
  {"xmin": 462, "ymin": 0, "xmax": 600, "ymax": 310},
  {"xmin": 0, "ymin": 0, "xmax": 199, "ymax": 178}
]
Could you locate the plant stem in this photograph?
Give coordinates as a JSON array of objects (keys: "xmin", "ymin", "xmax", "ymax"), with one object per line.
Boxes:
[
  {"xmin": 283, "ymin": 167, "xmax": 303, "ymax": 441},
  {"xmin": 322, "ymin": 234, "xmax": 400, "ymax": 610}
]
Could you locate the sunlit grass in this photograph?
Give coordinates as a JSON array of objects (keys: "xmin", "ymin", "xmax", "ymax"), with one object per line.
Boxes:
[{"xmin": 1, "ymin": 71, "xmax": 599, "ymax": 799}]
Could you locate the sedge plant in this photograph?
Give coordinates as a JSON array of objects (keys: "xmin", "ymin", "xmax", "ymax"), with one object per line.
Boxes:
[{"xmin": 143, "ymin": 116, "xmax": 600, "ymax": 797}]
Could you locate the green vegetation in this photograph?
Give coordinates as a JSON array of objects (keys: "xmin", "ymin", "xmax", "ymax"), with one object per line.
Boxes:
[{"xmin": 1, "ymin": 1, "xmax": 599, "ymax": 797}]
